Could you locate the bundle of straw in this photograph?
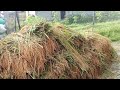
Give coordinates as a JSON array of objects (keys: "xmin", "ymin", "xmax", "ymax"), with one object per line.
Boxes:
[{"xmin": 0, "ymin": 22, "xmax": 117, "ymax": 79}]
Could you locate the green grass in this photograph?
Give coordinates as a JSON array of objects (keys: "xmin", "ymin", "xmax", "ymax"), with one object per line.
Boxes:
[
  {"xmin": 66, "ymin": 20, "xmax": 120, "ymax": 42},
  {"xmin": 19, "ymin": 16, "xmax": 120, "ymax": 42},
  {"xmin": 67, "ymin": 23, "xmax": 92, "ymax": 30}
]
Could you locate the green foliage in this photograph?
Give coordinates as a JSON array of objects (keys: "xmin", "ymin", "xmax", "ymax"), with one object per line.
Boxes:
[
  {"xmin": 95, "ymin": 21, "xmax": 120, "ymax": 41},
  {"xmin": 62, "ymin": 11, "xmax": 120, "ymax": 24},
  {"xmin": 62, "ymin": 15, "xmax": 74, "ymax": 24},
  {"xmin": 67, "ymin": 20, "xmax": 120, "ymax": 42},
  {"xmin": 62, "ymin": 14, "xmax": 93, "ymax": 24},
  {"xmin": 24, "ymin": 16, "xmax": 46, "ymax": 25},
  {"xmin": 52, "ymin": 11, "xmax": 60, "ymax": 22},
  {"xmin": 80, "ymin": 14, "xmax": 93, "ymax": 23},
  {"xmin": 73, "ymin": 15, "xmax": 81, "ymax": 23},
  {"xmin": 96, "ymin": 11, "xmax": 120, "ymax": 22}
]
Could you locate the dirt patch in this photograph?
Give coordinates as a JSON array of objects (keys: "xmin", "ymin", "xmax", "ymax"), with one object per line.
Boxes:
[{"xmin": 102, "ymin": 41, "xmax": 120, "ymax": 79}]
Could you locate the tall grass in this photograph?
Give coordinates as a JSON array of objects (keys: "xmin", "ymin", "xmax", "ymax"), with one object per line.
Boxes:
[{"xmin": 66, "ymin": 20, "xmax": 120, "ymax": 42}]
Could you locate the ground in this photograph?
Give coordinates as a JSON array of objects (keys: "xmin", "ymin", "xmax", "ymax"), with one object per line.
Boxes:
[{"xmin": 102, "ymin": 41, "xmax": 120, "ymax": 79}]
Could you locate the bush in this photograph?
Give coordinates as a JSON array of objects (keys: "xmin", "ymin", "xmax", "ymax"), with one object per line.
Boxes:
[
  {"xmin": 62, "ymin": 11, "xmax": 120, "ymax": 24},
  {"xmin": 62, "ymin": 15, "xmax": 74, "ymax": 24},
  {"xmin": 62, "ymin": 14, "xmax": 93, "ymax": 24},
  {"xmin": 73, "ymin": 15, "xmax": 81, "ymax": 23},
  {"xmin": 52, "ymin": 11, "xmax": 60, "ymax": 22},
  {"xmin": 80, "ymin": 15, "xmax": 93, "ymax": 23},
  {"xmin": 24, "ymin": 16, "xmax": 46, "ymax": 25},
  {"xmin": 96, "ymin": 11, "xmax": 120, "ymax": 22}
]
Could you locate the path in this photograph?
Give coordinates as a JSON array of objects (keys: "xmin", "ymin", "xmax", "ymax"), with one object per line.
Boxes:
[{"xmin": 102, "ymin": 41, "xmax": 120, "ymax": 79}]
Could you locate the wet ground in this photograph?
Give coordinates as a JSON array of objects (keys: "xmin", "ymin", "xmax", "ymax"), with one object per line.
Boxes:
[{"xmin": 102, "ymin": 41, "xmax": 120, "ymax": 79}]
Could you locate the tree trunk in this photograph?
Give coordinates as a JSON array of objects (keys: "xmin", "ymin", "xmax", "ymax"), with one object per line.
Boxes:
[
  {"xmin": 93, "ymin": 11, "xmax": 96, "ymax": 25},
  {"xmin": 15, "ymin": 12, "xmax": 16, "ymax": 32},
  {"xmin": 60, "ymin": 11, "xmax": 66, "ymax": 20},
  {"xmin": 16, "ymin": 11, "xmax": 21, "ymax": 30}
]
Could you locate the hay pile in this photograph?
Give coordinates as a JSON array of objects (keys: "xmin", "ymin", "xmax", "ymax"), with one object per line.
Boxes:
[{"xmin": 0, "ymin": 22, "xmax": 117, "ymax": 79}]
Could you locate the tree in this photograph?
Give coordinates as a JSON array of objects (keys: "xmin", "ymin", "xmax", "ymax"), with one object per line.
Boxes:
[
  {"xmin": 60, "ymin": 11, "xmax": 66, "ymax": 20},
  {"xmin": 15, "ymin": 11, "xmax": 21, "ymax": 31},
  {"xmin": 93, "ymin": 11, "xmax": 96, "ymax": 25}
]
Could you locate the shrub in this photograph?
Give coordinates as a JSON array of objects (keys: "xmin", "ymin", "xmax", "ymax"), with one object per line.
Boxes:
[
  {"xmin": 62, "ymin": 14, "xmax": 93, "ymax": 24},
  {"xmin": 24, "ymin": 16, "xmax": 46, "ymax": 25},
  {"xmin": 51, "ymin": 11, "xmax": 60, "ymax": 22},
  {"xmin": 96, "ymin": 11, "xmax": 120, "ymax": 22}
]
